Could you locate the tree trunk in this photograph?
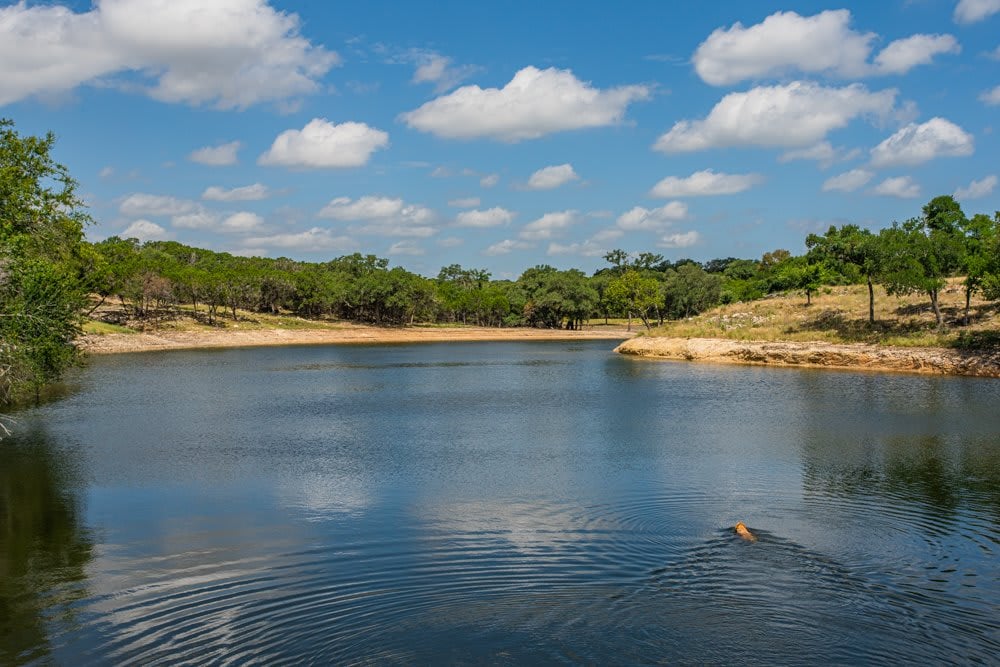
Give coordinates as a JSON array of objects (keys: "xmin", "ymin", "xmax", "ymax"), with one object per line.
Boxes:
[
  {"xmin": 805, "ymin": 289, "xmax": 811, "ymax": 306},
  {"xmin": 867, "ymin": 276, "xmax": 875, "ymax": 324},
  {"xmin": 964, "ymin": 286, "xmax": 972, "ymax": 326},
  {"xmin": 627, "ymin": 311, "xmax": 632, "ymax": 332},
  {"xmin": 929, "ymin": 289, "xmax": 942, "ymax": 326},
  {"xmin": 85, "ymin": 294, "xmax": 107, "ymax": 316}
]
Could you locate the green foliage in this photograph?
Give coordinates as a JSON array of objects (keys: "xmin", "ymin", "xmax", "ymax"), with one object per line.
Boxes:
[
  {"xmin": 774, "ymin": 258, "xmax": 826, "ymax": 305},
  {"xmin": 879, "ymin": 201, "xmax": 965, "ymax": 326},
  {"xmin": 1, "ymin": 120, "xmax": 88, "ymax": 405},
  {"xmin": 605, "ymin": 269, "xmax": 660, "ymax": 329},
  {"xmin": 518, "ymin": 266, "xmax": 598, "ymax": 328},
  {"xmin": 662, "ymin": 264, "xmax": 722, "ymax": 318}
]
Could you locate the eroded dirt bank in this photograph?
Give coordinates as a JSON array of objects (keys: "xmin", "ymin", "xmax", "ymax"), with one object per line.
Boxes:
[
  {"xmin": 615, "ymin": 336, "xmax": 1000, "ymax": 378},
  {"xmin": 80, "ymin": 325, "xmax": 633, "ymax": 354}
]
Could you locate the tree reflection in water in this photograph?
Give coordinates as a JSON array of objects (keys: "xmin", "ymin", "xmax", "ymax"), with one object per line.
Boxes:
[
  {"xmin": 800, "ymin": 433, "xmax": 1000, "ymax": 522},
  {"xmin": 0, "ymin": 429, "xmax": 92, "ymax": 664}
]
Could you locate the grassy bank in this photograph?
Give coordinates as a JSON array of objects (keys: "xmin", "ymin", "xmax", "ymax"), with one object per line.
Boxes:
[{"xmin": 642, "ymin": 279, "xmax": 1000, "ymax": 350}]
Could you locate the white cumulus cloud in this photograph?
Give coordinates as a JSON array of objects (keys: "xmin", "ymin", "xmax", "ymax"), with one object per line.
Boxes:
[
  {"xmin": 954, "ymin": 175, "xmax": 998, "ymax": 200},
  {"xmin": 172, "ymin": 210, "xmax": 220, "ymax": 229},
  {"xmin": 318, "ymin": 196, "xmax": 431, "ymax": 222},
  {"xmin": 822, "ymin": 169, "xmax": 875, "ymax": 192},
  {"xmin": 693, "ymin": 10, "xmax": 875, "ymax": 85},
  {"xmin": 484, "ymin": 239, "xmax": 533, "ymax": 256},
  {"xmin": 547, "ymin": 240, "xmax": 607, "ymax": 257},
  {"xmin": 448, "ymin": 197, "xmax": 481, "ymax": 208},
  {"xmin": 0, "ymin": 0, "xmax": 338, "ymax": 108},
  {"xmin": 650, "ymin": 170, "xmax": 763, "ymax": 198},
  {"xmin": 318, "ymin": 195, "xmax": 436, "ymax": 238},
  {"xmin": 778, "ymin": 141, "xmax": 862, "ymax": 168},
  {"xmin": 245, "ymin": 227, "xmax": 355, "ymax": 252},
  {"xmin": 692, "ymin": 10, "xmax": 958, "ymax": 85},
  {"xmin": 654, "ymin": 82, "xmax": 897, "ymax": 153},
  {"xmin": 388, "ymin": 241, "xmax": 425, "ymax": 256},
  {"xmin": 872, "ymin": 176, "xmax": 921, "ymax": 198},
  {"xmin": 519, "ymin": 211, "xmax": 581, "ymax": 241},
  {"xmin": 980, "ymin": 86, "xmax": 1000, "ymax": 105},
  {"xmin": 870, "ymin": 117, "xmax": 974, "ymax": 167},
  {"xmin": 455, "ymin": 207, "xmax": 515, "ymax": 228},
  {"xmin": 221, "ymin": 212, "xmax": 265, "ymax": 232},
  {"xmin": 616, "ymin": 202, "xmax": 689, "ymax": 231},
  {"xmin": 202, "ymin": 183, "xmax": 272, "ymax": 201},
  {"xmin": 412, "ymin": 52, "xmax": 480, "ymax": 93},
  {"xmin": 119, "ymin": 193, "xmax": 199, "ymax": 217},
  {"xmin": 122, "ymin": 219, "xmax": 169, "ymax": 241},
  {"xmin": 480, "ymin": 173, "xmax": 500, "ymax": 188},
  {"xmin": 259, "ymin": 118, "xmax": 389, "ymax": 169},
  {"xmin": 873, "ymin": 34, "xmax": 960, "ymax": 75},
  {"xmin": 657, "ymin": 231, "xmax": 701, "ymax": 249},
  {"xmin": 525, "ymin": 164, "xmax": 580, "ymax": 190},
  {"xmin": 400, "ymin": 66, "xmax": 650, "ymax": 141},
  {"xmin": 189, "ymin": 141, "xmax": 241, "ymax": 166},
  {"xmin": 954, "ymin": 0, "xmax": 1000, "ymax": 24}
]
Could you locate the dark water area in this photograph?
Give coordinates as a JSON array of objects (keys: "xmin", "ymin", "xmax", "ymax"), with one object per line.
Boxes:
[{"xmin": 1, "ymin": 341, "xmax": 998, "ymax": 664}]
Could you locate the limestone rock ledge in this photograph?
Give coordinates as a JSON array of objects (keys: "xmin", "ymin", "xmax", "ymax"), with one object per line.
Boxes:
[{"xmin": 614, "ymin": 337, "xmax": 1000, "ymax": 378}]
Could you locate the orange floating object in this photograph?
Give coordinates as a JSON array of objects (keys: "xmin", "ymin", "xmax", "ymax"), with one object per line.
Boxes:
[{"xmin": 734, "ymin": 521, "xmax": 757, "ymax": 542}]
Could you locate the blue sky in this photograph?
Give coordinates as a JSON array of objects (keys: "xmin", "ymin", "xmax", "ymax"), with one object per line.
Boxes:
[{"xmin": 2, "ymin": 0, "xmax": 998, "ymax": 278}]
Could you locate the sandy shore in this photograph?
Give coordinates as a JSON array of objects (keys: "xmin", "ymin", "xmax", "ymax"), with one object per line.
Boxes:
[
  {"xmin": 615, "ymin": 336, "xmax": 1000, "ymax": 378},
  {"xmin": 79, "ymin": 323, "xmax": 634, "ymax": 354}
]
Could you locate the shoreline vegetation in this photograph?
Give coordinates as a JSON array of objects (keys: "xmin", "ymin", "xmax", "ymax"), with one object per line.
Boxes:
[
  {"xmin": 78, "ymin": 278, "xmax": 1000, "ymax": 377},
  {"xmin": 5, "ymin": 118, "xmax": 1000, "ymax": 404},
  {"xmin": 617, "ymin": 278, "xmax": 1000, "ymax": 377}
]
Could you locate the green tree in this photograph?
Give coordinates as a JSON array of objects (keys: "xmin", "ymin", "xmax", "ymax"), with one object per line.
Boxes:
[
  {"xmin": 663, "ymin": 264, "xmax": 722, "ymax": 318},
  {"xmin": 879, "ymin": 197, "xmax": 965, "ymax": 327},
  {"xmin": 957, "ymin": 213, "xmax": 999, "ymax": 325},
  {"xmin": 775, "ymin": 258, "xmax": 826, "ymax": 306},
  {"xmin": 602, "ymin": 249, "xmax": 630, "ymax": 275},
  {"xmin": 605, "ymin": 269, "xmax": 660, "ymax": 330},
  {"xmin": 980, "ymin": 212, "xmax": 1000, "ymax": 303},
  {"xmin": 806, "ymin": 224, "xmax": 881, "ymax": 323},
  {"xmin": 1, "ymin": 120, "xmax": 88, "ymax": 404}
]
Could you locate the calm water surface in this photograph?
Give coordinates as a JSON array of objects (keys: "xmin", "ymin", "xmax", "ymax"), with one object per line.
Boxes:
[{"xmin": 1, "ymin": 341, "xmax": 998, "ymax": 664}]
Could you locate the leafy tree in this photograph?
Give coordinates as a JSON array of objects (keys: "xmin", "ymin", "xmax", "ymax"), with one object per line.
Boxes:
[
  {"xmin": 719, "ymin": 258, "xmax": 764, "ymax": 303},
  {"xmin": 774, "ymin": 258, "xmax": 826, "ymax": 306},
  {"xmin": 605, "ymin": 269, "xmax": 660, "ymax": 330},
  {"xmin": 634, "ymin": 252, "xmax": 665, "ymax": 271},
  {"xmin": 702, "ymin": 257, "xmax": 741, "ymax": 274},
  {"xmin": 602, "ymin": 249, "xmax": 630, "ymax": 275},
  {"xmin": 806, "ymin": 224, "xmax": 881, "ymax": 323},
  {"xmin": 663, "ymin": 263, "xmax": 722, "ymax": 318},
  {"xmin": 980, "ymin": 213, "xmax": 1000, "ymax": 303},
  {"xmin": 1, "ymin": 120, "xmax": 88, "ymax": 404},
  {"xmin": 517, "ymin": 266, "xmax": 597, "ymax": 328},
  {"xmin": 957, "ymin": 213, "xmax": 999, "ymax": 325},
  {"xmin": 879, "ymin": 197, "xmax": 965, "ymax": 327}
]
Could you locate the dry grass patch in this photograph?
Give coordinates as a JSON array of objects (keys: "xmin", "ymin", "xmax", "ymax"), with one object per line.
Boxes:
[{"xmin": 646, "ymin": 279, "xmax": 1000, "ymax": 349}]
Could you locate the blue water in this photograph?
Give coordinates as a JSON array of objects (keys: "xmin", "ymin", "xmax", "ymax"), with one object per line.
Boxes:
[{"xmin": 2, "ymin": 341, "xmax": 998, "ymax": 664}]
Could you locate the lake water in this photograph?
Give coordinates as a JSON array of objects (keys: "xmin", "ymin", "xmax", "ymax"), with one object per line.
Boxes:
[{"xmin": 2, "ymin": 341, "xmax": 998, "ymax": 664}]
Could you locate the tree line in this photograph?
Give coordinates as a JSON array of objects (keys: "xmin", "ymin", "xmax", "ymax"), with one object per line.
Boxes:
[{"xmin": 3, "ymin": 119, "xmax": 1000, "ymax": 406}]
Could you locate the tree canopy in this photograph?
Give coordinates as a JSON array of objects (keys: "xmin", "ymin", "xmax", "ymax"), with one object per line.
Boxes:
[{"xmin": 1, "ymin": 120, "xmax": 89, "ymax": 404}]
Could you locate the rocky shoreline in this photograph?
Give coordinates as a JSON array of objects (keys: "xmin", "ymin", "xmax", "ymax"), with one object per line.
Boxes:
[{"xmin": 615, "ymin": 336, "xmax": 1000, "ymax": 378}]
